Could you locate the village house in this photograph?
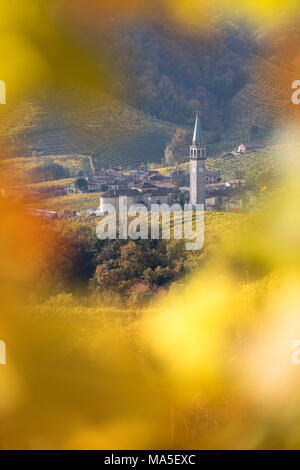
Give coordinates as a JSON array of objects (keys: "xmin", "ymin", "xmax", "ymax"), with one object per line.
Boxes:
[
  {"xmin": 205, "ymin": 170, "xmax": 222, "ymax": 184},
  {"xmin": 66, "ymin": 183, "xmax": 81, "ymax": 195},
  {"xmin": 130, "ymin": 182, "xmax": 175, "ymax": 207},
  {"xmin": 99, "ymin": 189, "xmax": 142, "ymax": 213},
  {"xmin": 237, "ymin": 142, "xmax": 265, "ymax": 153},
  {"xmin": 148, "ymin": 173, "xmax": 166, "ymax": 183},
  {"xmin": 139, "ymin": 170, "xmax": 162, "ymax": 182},
  {"xmin": 107, "ymin": 179, "xmax": 129, "ymax": 191},
  {"xmin": 99, "ymin": 181, "xmax": 175, "ymax": 213},
  {"xmin": 105, "ymin": 168, "xmax": 121, "ymax": 177},
  {"xmin": 171, "ymin": 170, "xmax": 189, "ymax": 187},
  {"xmin": 87, "ymin": 177, "xmax": 100, "ymax": 192},
  {"xmin": 131, "ymin": 182, "xmax": 159, "ymax": 193},
  {"xmin": 27, "ymin": 208, "xmax": 58, "ymax": 220},
  {"xmin": 142, "ymin": 188, "xmax": 173, "ymax": 208},
  {"xmin": 227, "ymin": 179, "xmax": 246, "ymax": 189},
  {"xmin": 151, "ymin": 180, "xmax": 178, "ymax": 190},
  {"xmin": 171, "ymin": 169, "xmax": 222, "ymax": 187},
  {"xmin": 205, "ymin": 182, "xmax": 249, "ymax": 210}
]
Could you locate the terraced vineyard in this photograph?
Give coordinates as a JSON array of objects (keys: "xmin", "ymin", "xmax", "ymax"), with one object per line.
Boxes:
[
  {"xmin": 0, "ymin": 92, "xmax": 177, "ymax": 168},
  {"xmin": 205, "ymin": 146, "xmax": 285, "ymax": 182},
  {"xmin": 160, "ymin": 144, "xmax": 292, "ymax": 185},
  {"xmin": 229, "ymin": 57, "xmax": 300, "ymax": 139},
  {"xmin": 1, "ymin": 55, "xmax": 298, "ymax": 173}
]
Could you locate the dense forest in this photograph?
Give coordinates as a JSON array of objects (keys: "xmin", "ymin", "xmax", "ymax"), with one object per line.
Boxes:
[{"xmin": 86, "ymin": 18, "xmax": 259, "ymax": 133}]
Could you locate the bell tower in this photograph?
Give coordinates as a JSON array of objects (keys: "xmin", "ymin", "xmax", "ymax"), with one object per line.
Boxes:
[{"xmin": 190, "ymin": 112, "xmax": 206, "ymax": 208}]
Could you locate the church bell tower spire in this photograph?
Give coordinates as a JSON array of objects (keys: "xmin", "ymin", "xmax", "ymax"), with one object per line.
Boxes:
[{"xmin": 190, "ymin": 112, "xmax": 206, "ymax": 208}]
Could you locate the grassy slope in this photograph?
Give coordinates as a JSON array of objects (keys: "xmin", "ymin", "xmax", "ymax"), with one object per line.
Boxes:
[
  {"xmin": 18, "ymin": 178, "xmax": 76, "ymax": 190},
  {"xmin": 37, "ymin": 192, "xmax": 102, "ymax": 213},
  {"xmin": 52, "ymin": 202, "xmax": 249, "ymax": 238},
  {"xmin": 1, "ymin": 154, "xmax": 93, "ymax": 186}
]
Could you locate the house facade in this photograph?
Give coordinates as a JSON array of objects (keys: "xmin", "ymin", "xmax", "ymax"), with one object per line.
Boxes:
[
  {"xmin": 99, "ymin": 185, "xmax": 174, "ymax": 213},
  {"xmin": 237, "ymin": 143, "xmax": 265, "ymax": 153}
]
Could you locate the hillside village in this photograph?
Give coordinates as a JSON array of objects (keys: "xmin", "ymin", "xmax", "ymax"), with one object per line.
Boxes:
[{"xmin": 1, "ymin": 135, "xmax": 270, "ymax": 221}]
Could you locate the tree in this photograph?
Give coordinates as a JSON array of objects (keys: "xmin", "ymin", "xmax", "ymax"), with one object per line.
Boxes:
[
  {"xmin": 128, "ymin": 281, "xmax": 155, "ymax": 305},
  {"xmin": 29, "ymin": 161, "xmax": 70, "ymax": 182},
  {"xmin": 164, "ymin": 145, "xmax": 174, "ymax": 166},
  {"xmin": 38, "ymin": 222, "xmax": 98, "ymax": 293},
  {"xmin": 75, "ymin": 177, "xmax": 88, "ymax": 192},
  {"xmin": 164, "ymin": 128, "xmax": 190, "ymax": 165},
  {"xmin": 235, "ymin": 169, "xmax": 245, "ymax": 179},
  {"xmin": 100, "ymin": 183, "xmax": 108, "ymax": 192},
  {"xmin": 173, "ymin": 189, "xmax": 187, "ymax": 207},
  {"xmin": 95, "ymin": 242, "xmax": 147, "ymax": 294},
  {"xmin": 250, "ymin": 125, "xmax": 260, "ymax": 140}
]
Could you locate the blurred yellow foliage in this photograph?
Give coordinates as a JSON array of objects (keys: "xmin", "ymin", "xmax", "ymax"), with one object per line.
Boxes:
[
  {"xmin": 1, "ymin": 0, "xmax": 300, "ymax": 450},
  {"xmin": 0, "ymin": 138, "xmax": 300, "ymax": 448}
]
